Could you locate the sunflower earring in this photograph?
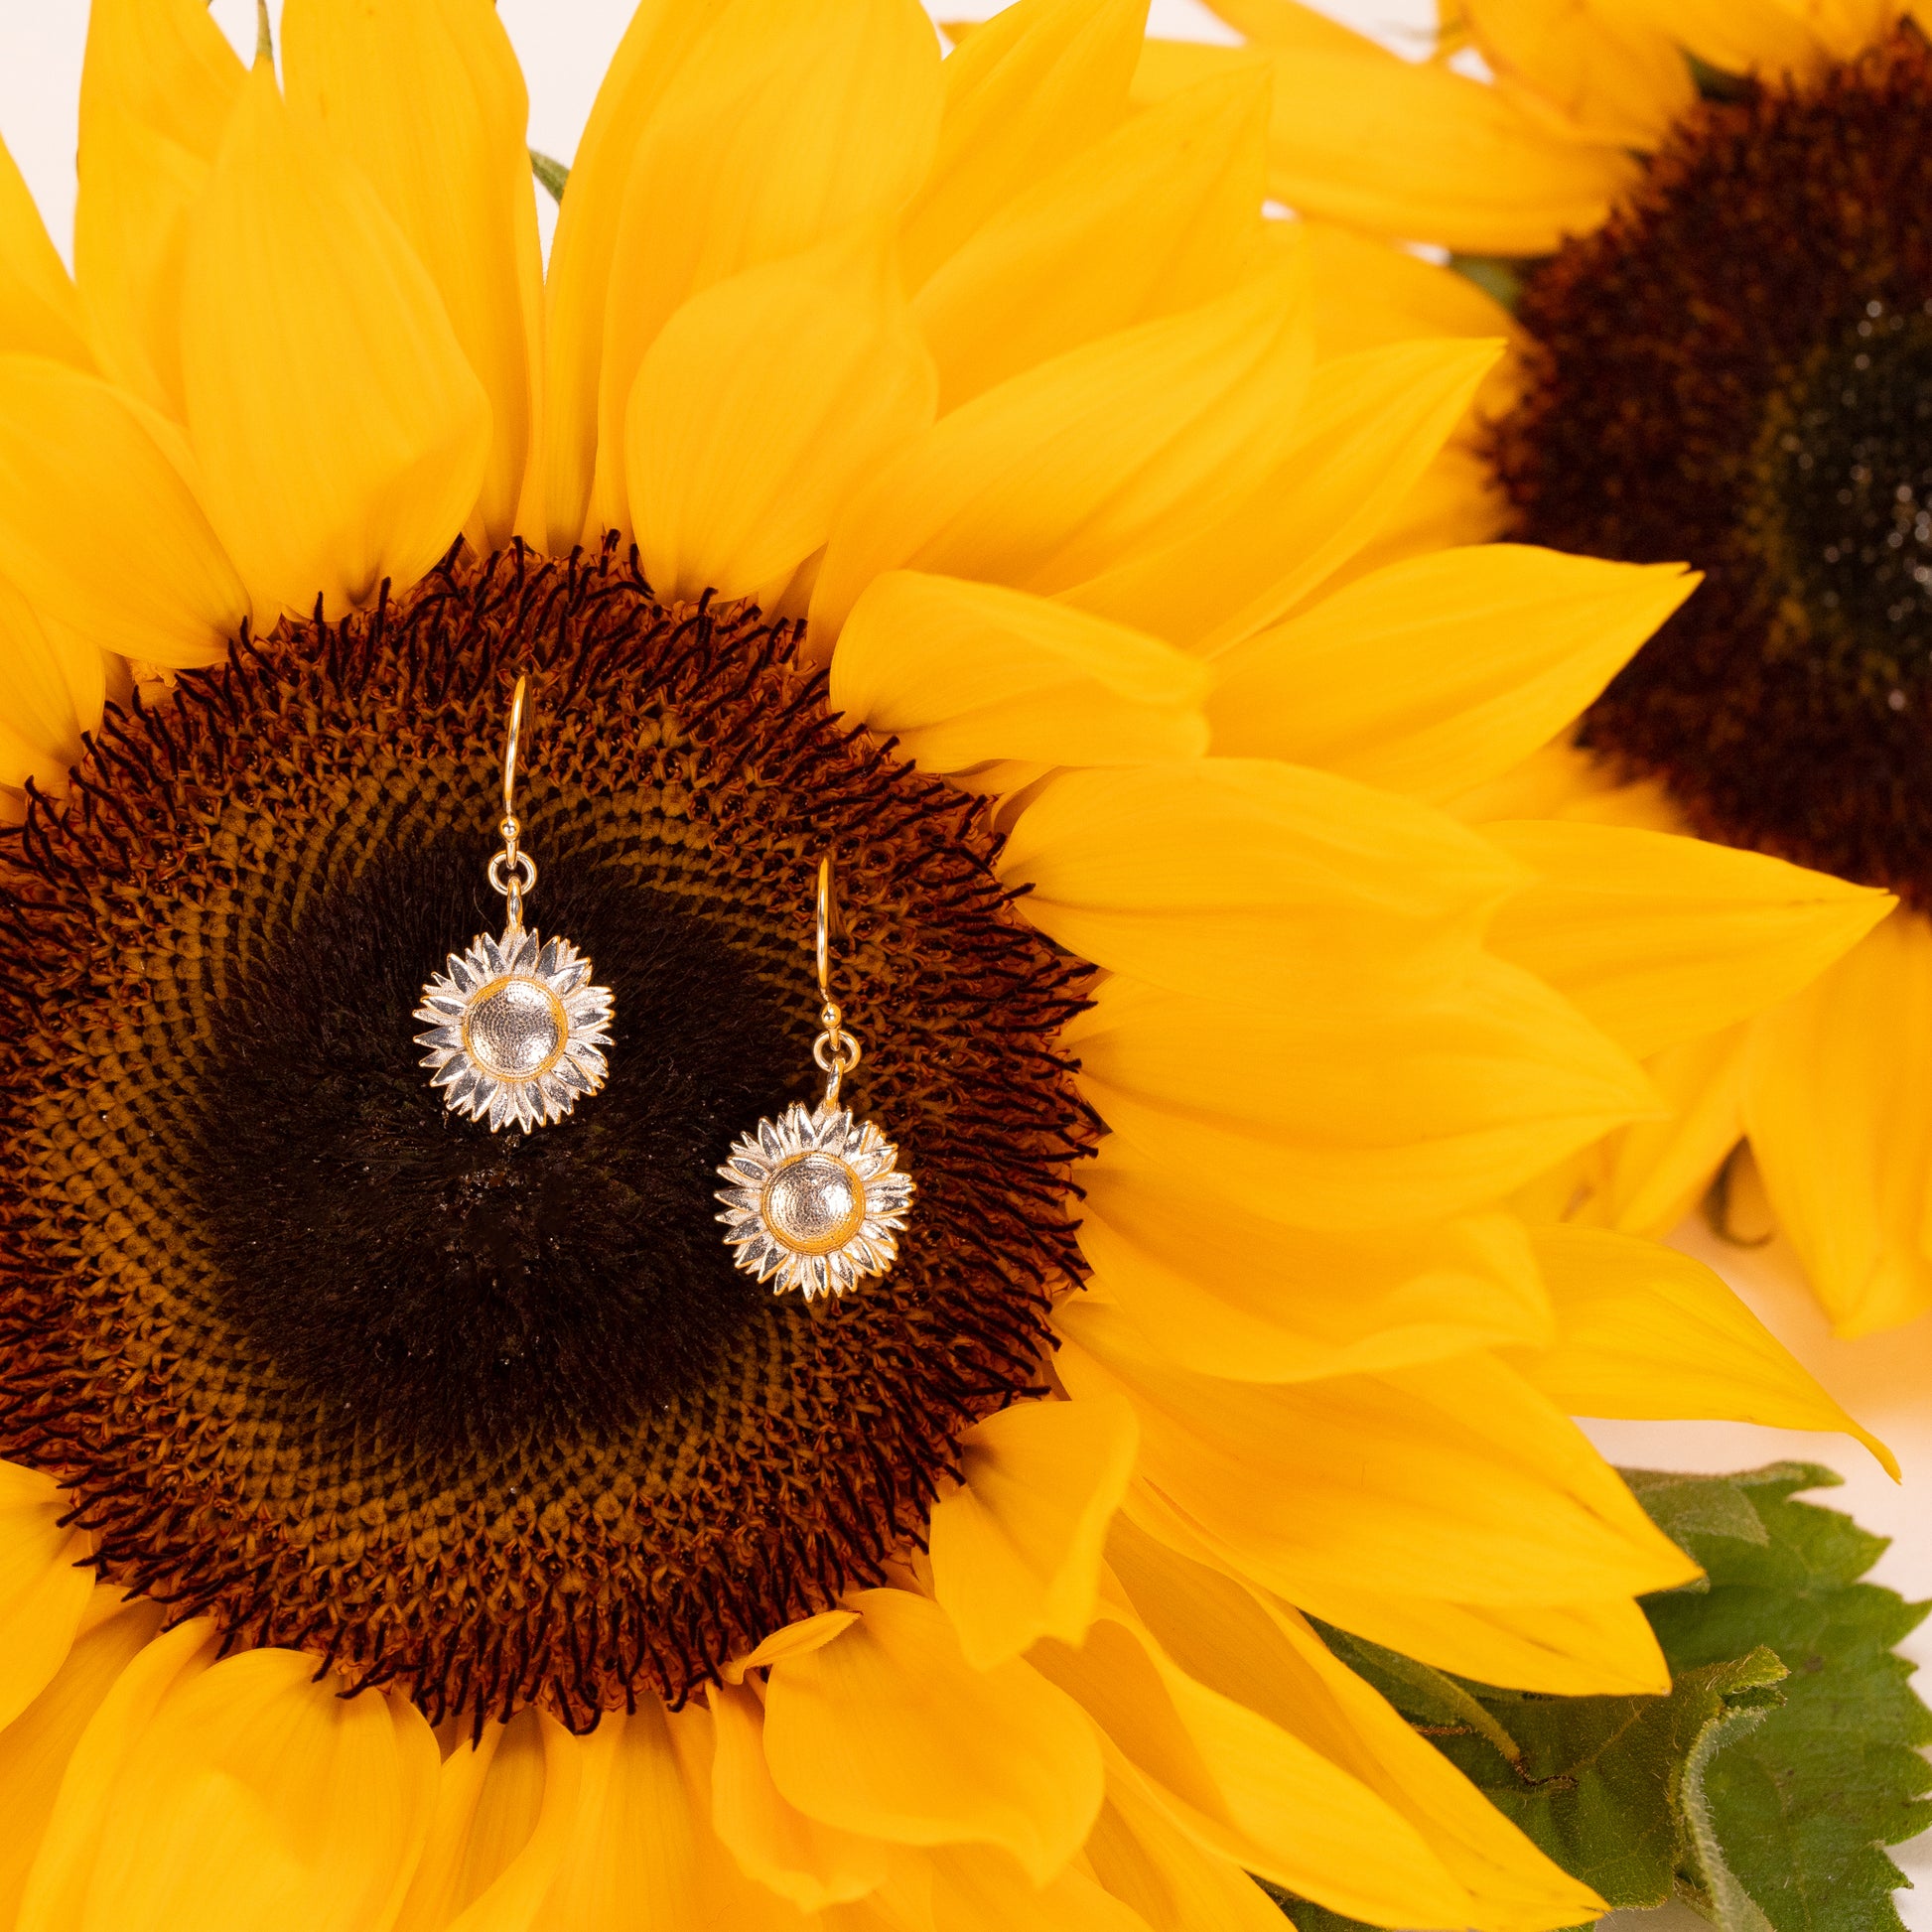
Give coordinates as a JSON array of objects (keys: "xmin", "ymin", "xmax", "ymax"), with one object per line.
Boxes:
[
  {"xmin": 414, "ymin": 676, "xmax": 615, "ymax": 1131},
  {"xmin": 715, "ymin": 858, "xmax": 914, "ymax": 1300}
]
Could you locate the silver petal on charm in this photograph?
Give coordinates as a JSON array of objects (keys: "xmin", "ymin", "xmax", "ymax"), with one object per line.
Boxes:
[
  {"xmin": 415, "ymin": 925, "xmax": 614, "ymax": 1130},
  {"xmin": 715, "ymin": 1100, "xmax": 914, "ymax": 1301}
]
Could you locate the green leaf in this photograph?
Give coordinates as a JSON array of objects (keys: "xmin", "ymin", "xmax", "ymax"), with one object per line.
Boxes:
[
  {"xmin": 1268, "ymin": 1465, "xmax": 1931, "ymax": 1932},
  {"xmin": 1685, "ymin": 50, "xmax": 1760, "ymax": 104},
  {"xmin": 1447, "ymin": 252, "xmax": 1528, "ymax": 312},
  {"xmin": 1679, "ymin": 1684, "xmax": 1784, "ymax": 1932},
  {"xmin": 1432, "ymin": 1644, "xmax": 1789, "ymax": 1912},
  {"xmin": 1623, "ymin": 1462, "xmax": 1775, "ymax": 1555},
  {"xmin": 1316, "ymin": 1622, "xmax": 1523, "ymax": 1764},
  {"xmin": 530, "ymin": 150, "xmax": 570, "ymax": 205},
  {"xmin": 1634, "ymin": 1465, "xmax": 1932, "ymax": 1932}
]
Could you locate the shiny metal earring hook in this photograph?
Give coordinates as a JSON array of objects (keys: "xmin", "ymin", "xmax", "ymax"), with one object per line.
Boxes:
[
  {"xmin": 486, "ymin": 675, "xmax": 538, "ymax": 931},
  {"xmin": 812, "ymin": 855, "xmax": 862, "ymax": 1105},
  {"xmin": 503, "ymin": 674, "xmax": 525, "ymax": 821},
  {"xmin": 815, "ymin": 854, "xmax": 835, "ymax": 1003}
]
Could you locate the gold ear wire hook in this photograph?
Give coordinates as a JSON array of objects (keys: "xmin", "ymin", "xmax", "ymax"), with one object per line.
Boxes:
[
  {"xmin": 815, "ymin": 854, "xmax": 834, "ymax": 1004},
  {"xmin": 487, "ymin": 675, "xmax": 538, "ymax": 930},
  {"xmin": 812, "ymin": 855, "xmax": 862, "ymax": 1104},
  {"xmin": 503, "ymin": 675, "xmax": 525, "ymax": 823}
]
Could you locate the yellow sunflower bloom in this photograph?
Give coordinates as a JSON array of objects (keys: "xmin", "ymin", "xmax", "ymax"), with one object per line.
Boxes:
[
  {"xmin": 0, "ymin": 0, "xmax": 1891, "ymax": 1926},
  {"xmin": 1162, "ymin": 0, "xmax": 1932, "ymax": 1334}
]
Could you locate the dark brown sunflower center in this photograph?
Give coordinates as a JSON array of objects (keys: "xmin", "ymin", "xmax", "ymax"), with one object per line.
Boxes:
[
  {"xmin": 195, "ymin": 837, "xmax": 791, "ymax": 1450},
  {"xmin": 0, "ymin": 547, "xmax": 1094, "ymax": 1728},
  {"xmin": 1752, "ymin": 301, "xmax": 1932, "ymax": 660},
  {"xmin": 1492, "ymin": 27, "xmax": 1932, "ymax": 903}
]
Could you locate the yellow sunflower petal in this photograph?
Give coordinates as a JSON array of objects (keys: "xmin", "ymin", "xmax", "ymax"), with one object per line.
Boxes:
[
  {"xmin": 1619, "ymin": 0, "xmax": 1839, "ymax": 72},
  {"xmin": 1134, "ymin": 38, "xmax": 1637, "ymax": 257},
  {"xmin": 589, "ymin": 0, "xmax": 942, "ymax": 535},
  {"xmin": 535, "ymin": 1705, "xmax": 713, "ymax": 1928},
  {"xmin": 709, "ymin": 1680, "xmax": 890, "ymax": 1911},
  {"xmin": 1303, "ymin": 219, "xmax": 1518, "ymax": 364},
  {"xmin": 72, "ymin": 0, "xmax": 243, "ymax": 413},
  {"xmin": 997, "ymin": 759, "xmax": 1527, "ymax": 1009},
  {"xmin": 1267, "ymin": 1571, "xmax": 1673, "ymax": 1697},
  {"xmin": 1033, "ymin": 1615, "xmax": 1472, "ymax": 1926},
  {"xmin": 1581, "ymin": 1026, "xmax": 1749, "ymax": 1237},
  {"xmin": 627, "ymin": 224, "xmax": 936, "ymax": 606},
  {"xmin": 821, "ymin": 1881, "xmax": 908, "ymax": 1932},
  {"xmin": 0, "ymin": 1462, "xmax": 93, "ymax": 1733},
  {"xmin": 680, "ymin": 1710, "xmax": 881, "ymax": 1930},
  {"xmin": 1332, "ymin": 442, "xmax": 1516, "ymax": 592},
  {"xmin": 829, "ymin": 573, "xmax": 1209, "ymax": 777},
  {"xmin": 809, "ymin": 264, "xmax": 1313, "ymax": 643},
  {"xmin": 1198, "ymin": 0, "xmax": 1394, "ymax": 52},
  {"xmin": 1520, "ymin": 1224, "xmax": 1893, "ymax": 1471},
  {"xmin": 1463, "ymin": 0, "xmax": 1696, "ymax": 147},
  {"xmin": 1058, "ymin": 1302, "xmax": 1696, "ymax": 1624},
  {"xmin": 1484, "ymin": 819, "xmax": 1893, "ymax": 1060},
  {"xmin": 1744, "ymin": 910, "xmax": 1932, "ymax": 1335},
  {"xmin": 1084, "ymin": 1762, "xmax": 1294, "ymax": 1932},
  {"xmin": 0, "ymin": 1595, "xmax": 165, "ymax": 1925},
  {"xmin": 1062, "ymin": 962, "xmax": 1656, "ymax": 1230},
  {"xmin": 537, "ymin": 0, "xmax": 723, "ymax": 553},
  {"xmin": 0, "ymin": 356, "xmax": 247, "ymax": 666},
  {"xmin": 925, "ymin": 1843, "xmax": 1149, "ymax": 1931},
  {"xmin": 1205, "ymin": 547, "xmax": 1699, "ymax": 802},
  {"xmin": 18, "ymin": 1617, "xmax": 222, "ymax": 1932},
  {"xmin": 1449, "ymin": 733, "xmax": 1683, "ymax": 831},
  {"xmin": 0, "ymin": 139, "xmax": 90, "ymax": 368},
  {"xmin": 180, "ymin": 64, "xmax": 491, "ymax": 619},
  {"xmin": 725, "ymin": 1610, "xmax": 862, "ymax": 1684},
  {"xmin": 54, "ymin": 1649, "xmax": 440, "ymax": 1932},
  {"xmin": 1107, "ymin": 1519, "xmax": 1608, "ymax": 1931},
  {"xmin": 1079, "ymin": 1144, "xmax": 1553, "ymax": 1383},
  {"xmin": 75, "ymin": 0, "xmax": 239, "ymax": 197},
  {"xmin": 394, "ymin": 1709, "xmax": 582, "ymax": 1932},
  {"xmin": 1799, "ymin": 0, "xmax": 1899, "ymax": 56},
  {"xmin": 900, "ymin": 0, "xmax": 1146, "ymax": 287},
  {"xmin": 0, "ymin": 580, "xmax": 105, "ymax": 794},
  {"xmin": 911, "ymin": 66, "xmax": 1267, "ymax": 410},
  {"xmin": 928, "ymin": 1396, "xmax": 1140, "ymax": 1670},
  {"xmin": 282, "ymin": 0, "xmax": 544, "ymax": 551},
  {"xmin": 1064, "ymin": 335, "xmax": 1501, "ymax": 654},
  {"xmin": 761, "ymin": 1587, "xmax": 1103, "ymax": 1883}
]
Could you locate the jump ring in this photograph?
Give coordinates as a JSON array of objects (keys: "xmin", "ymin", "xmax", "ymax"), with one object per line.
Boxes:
[
  {"xmin": 813, "ymin": 1033, "xmax": 863, "ymax": 1075},
  {"xmin": 487, "ymin": 851, "xmax": 538, "ymax": 897}
]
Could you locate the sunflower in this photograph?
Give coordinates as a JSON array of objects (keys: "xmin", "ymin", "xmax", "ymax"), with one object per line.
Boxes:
[
  {"xmin": 1150, "ymin": 0, "xmax": 1932, "ymax": 1334},
  {"xmin": 0, "ymin": 0, "xmax": 1893, "ymax": 1925}
]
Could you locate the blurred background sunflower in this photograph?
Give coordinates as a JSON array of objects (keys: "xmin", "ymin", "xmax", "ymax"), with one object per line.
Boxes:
[
  {"xmin": 1150, "ymin": 0, "xmax": 1932, "ymax": 1341},
  {"xmin": 0, "ymin": 0, "xmax": 1899, "ymax": 1927}
]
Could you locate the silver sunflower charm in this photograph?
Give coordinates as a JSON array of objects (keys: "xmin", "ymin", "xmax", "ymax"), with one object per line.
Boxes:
[
  {"xmin": 716, "ymin": 1099, "xmax": 913, "ymax": 1301},
  {"xmin": 415, "ymin": 926, "xmax": 613, "ymax": 1131},
  {"xmin": 416, "ymin": 675, "xmax": 615, "ymax": 1133}
]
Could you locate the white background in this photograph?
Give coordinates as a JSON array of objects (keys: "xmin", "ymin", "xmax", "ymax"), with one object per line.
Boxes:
[{"xmin": 1, "ymin": 0, "xmax": 1924, "ymax": 1923}]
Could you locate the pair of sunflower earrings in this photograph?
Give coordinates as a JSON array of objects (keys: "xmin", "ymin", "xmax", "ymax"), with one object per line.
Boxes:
[{"xmin": 412, "ymin": 679, "xmax": 915, "ymax": 1301}]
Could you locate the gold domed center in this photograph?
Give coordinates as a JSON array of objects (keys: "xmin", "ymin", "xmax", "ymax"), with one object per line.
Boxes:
[
  {"xmin": 464, "ymin": 975, "xmax": 568, "ymax": 1080},
  {"xmin": 762, "ymin": 1152, "xmax": 867, "ymax": 1254}
]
